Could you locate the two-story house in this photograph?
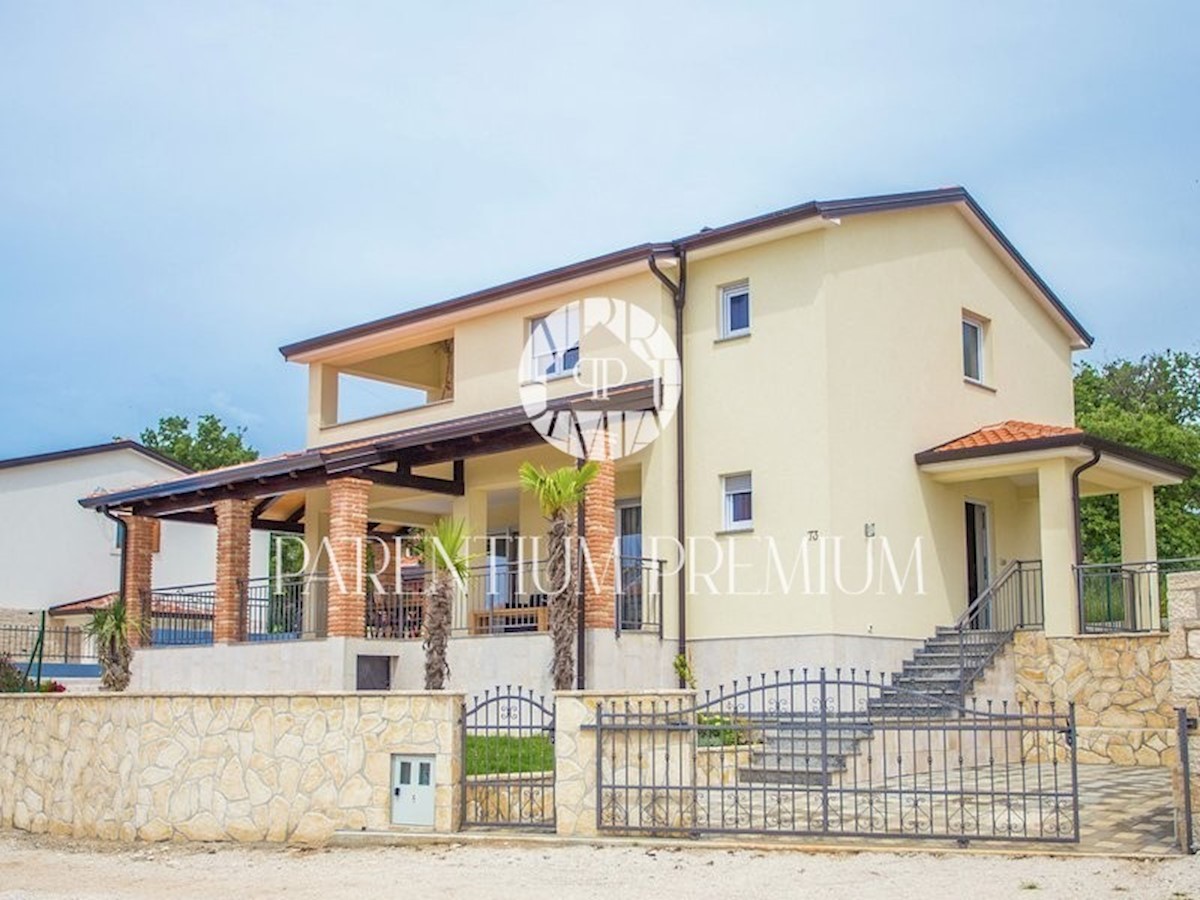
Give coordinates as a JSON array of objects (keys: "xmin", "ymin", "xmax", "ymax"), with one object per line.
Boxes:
[{"xmin": 82, "ymin": 187, "xmax": 1190, "ymax": 698}]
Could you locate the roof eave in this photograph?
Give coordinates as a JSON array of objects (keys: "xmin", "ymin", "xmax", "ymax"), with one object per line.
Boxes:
[
  {"xmin": 277, "ymin": 185, "xmax": 1093, "ymax": 361},
  {"xmin": 915, "ymin": 433, "xmax": 1192, "ymax": 480}
]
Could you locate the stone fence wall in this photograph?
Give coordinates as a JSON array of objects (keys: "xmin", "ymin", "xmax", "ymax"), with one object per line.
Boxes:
[
  {"xmin": 0, "ymin": 692, "xmax": 462, "ymax": 844},
  {"xmin": 1013, "ymin": 630, "xmax": 1173, "ymax": 766}
]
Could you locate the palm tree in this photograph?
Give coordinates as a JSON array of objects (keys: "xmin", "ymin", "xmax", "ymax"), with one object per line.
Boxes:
[
  {"xmin": 518, "ymin": 461, "xmax": 599, "ymax": 690},
  {"xmin": 420, "ymin": 518, "xmax": 470, "ymax": 690},
  {"xmin": 84, "ymin": 597, "xmax": 139, "ymax": 692}
]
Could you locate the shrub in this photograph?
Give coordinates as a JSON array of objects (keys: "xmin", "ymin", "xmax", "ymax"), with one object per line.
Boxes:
[{"xmin": 0, "ymin": 654, "xmax": 32, "ymax": 693}]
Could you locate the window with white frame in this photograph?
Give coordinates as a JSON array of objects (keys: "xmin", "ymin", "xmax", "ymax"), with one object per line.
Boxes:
[
  {"xmin": 722, "ymin": 473, "xmax": 753, "ymax": 531},
  {"xmin": 528, "ymin": 304, "xmax": 581, "ymax": 380},
  {"xmin": 962, "ymin": 315, "xmax": 985, "ymax": 382},
  {"xmin": 720, "ymin": 281, "xmax": 751, "ymax": 338}
]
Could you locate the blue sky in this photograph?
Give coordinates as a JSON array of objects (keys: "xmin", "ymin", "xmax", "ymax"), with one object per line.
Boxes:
[{"xmin": 0, "ymin": 2, "xmax": 1196, "ymax": 459}]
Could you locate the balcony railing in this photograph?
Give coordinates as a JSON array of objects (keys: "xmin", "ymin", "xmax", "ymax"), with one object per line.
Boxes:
[
  {"xmin": 145, "ymin": 583, "xmax": 216, "ymax": 646},
  {"xmin": 1075, "ymin": 557, "xmax": 1200, "ymax": 634},
  {"xmin": 616, "ymin": 557, "xmax": 664, "ymax": 637},
  {"xmin": 367, "ymin": 559, "xmax": 564, "ymax": 638},
  {"xmin": 142, "ymin": 555, "xmax": 663, "ymax": 645}
]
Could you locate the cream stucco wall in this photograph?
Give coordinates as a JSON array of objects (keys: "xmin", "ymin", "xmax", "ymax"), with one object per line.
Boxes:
[
  {"xmin": 681, "ymin": 206, "xmax": 1075, "ymax": 642},
  {"xmin": 0, "ymin": 448, "xmax": 268, "ymax": 612},
  {"xmin": 293, "ymin": 203, "xmax": 1079, "ymax": 653}
]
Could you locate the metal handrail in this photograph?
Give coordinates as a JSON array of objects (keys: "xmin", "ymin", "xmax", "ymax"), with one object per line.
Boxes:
[{"xmin": 954, "ymin": 559, "xmax": 1043, "ymax": 698}]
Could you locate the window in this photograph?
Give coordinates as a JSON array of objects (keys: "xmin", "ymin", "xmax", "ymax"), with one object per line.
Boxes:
[
  {"xmin": 962, "ymin": 315, "xmax": 985, "ymax": 382},
  {"xmin": 528, "ymin": 304, "xmax": 580, "ymax": 380},
  {"xmin": 722, "ymin": 473, "xmax": 753, "ymax": 531},
  {"xmin": 720, "ymin": 281, "xmax": 751, "ymax": 338}
]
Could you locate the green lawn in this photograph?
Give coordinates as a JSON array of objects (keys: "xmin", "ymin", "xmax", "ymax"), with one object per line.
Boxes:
[{"xmin": 465, "ymin": 734, "xmax": 555, "ymax": 775}]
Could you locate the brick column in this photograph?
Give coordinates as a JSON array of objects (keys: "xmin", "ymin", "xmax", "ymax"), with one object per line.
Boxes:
[
  {"xmin": 123, "ymin": 515, "xmax": 158, "ymax": 648},
  {"xmin": 328, "ymin": 477, "xmax": 371, "ymax": 637},
  {"xmin": 582, "ymin": 460, "xmax": 616, "ymax": 630},
  {"xmin": 214, "ymin": 498, "xmax": 253, "ymax": 644}
]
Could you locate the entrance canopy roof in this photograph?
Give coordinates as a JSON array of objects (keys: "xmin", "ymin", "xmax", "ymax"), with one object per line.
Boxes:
[
  {"xmin": 79, "ymin": 381, "xmax": 658, "ymax": 532},
  {"xmin": 915, "ymin": 420, "xmax": 1193, "ymax": 492}
]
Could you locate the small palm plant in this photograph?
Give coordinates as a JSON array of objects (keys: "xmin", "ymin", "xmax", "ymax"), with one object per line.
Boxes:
[
  {"xmin": 518, "ymin": 461, "xmax": 599, "ymax": 690},
  {"xmin": 84, "ymin": 597, "xmax": 140, "ymax": 692},
  {"xmin": 420, "ymin": 518, "xmax": 470, "ymax": 690}
]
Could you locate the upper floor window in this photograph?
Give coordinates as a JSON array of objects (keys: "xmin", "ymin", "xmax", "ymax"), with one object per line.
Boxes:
[
  {"xmin": 720, "ymin": 281, "xmax": 751, "ymax": 338},
  {"xmin": 529, "ymin": 304, "xmax": 581, "ymax": 380},
  {"xmin": 962, "ymin": 314, "xmax": 986, "ymax": 383},
  {"xmin": 722, "ymin": 472, "xmax": 753, "ymax": 531}
]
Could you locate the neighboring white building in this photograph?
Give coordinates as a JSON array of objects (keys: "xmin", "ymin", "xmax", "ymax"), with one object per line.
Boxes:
[{"xmin": 0, "ymin": 441, "xmax": 268, "ymax": 617}]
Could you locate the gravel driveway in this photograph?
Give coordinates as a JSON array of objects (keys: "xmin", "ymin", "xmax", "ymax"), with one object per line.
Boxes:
[{"xmin": 1, "ymin": 834, "xmax": 1198, "ymax": 900}]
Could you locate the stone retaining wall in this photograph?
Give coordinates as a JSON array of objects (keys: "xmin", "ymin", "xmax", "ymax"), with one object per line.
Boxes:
[
  {"xmin": 0, "ymin": 692, "xmax": 462, "ymax": 845},
  {"xmin": 1167, "ymin": 572, "xmax": 1200, "ymax": 850},
  {"xmin": 1013, "ymin": 630, "xmax": 1173, "ymax": 766}
]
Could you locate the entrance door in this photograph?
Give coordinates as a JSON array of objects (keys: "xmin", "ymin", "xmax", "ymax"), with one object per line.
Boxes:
[{"xmin": 965, "ymin": 501, "xmax": 992, "ymax": 627}]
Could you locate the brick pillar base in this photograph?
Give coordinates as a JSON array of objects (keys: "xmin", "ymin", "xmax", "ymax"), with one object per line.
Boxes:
[
  {"xmin": 214, "ymin": 499, "xmax": 252, "ymax": 644},
  {"xmin": 328, "ymin": 477, "xmax": 371, "ymax": 637},
  {"xmin": 123, "ymin": 516, "xmax": 158, "ymax": 648},
  {"xmin": 583, "ymin": 460, "xmax": 616, "ymax": 630}
]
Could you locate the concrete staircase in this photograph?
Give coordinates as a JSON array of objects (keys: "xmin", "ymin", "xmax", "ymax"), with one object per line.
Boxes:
[
  {"xmin": 867, "ymin": 626, "xmax": 1010, "ymax": 718},
  {"xmin": 739, "ymin": 627, "xmax": 1012, "ymax": 785}
]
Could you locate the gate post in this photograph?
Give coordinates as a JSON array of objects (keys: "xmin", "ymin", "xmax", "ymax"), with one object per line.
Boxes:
[
  {"xmin": 819, "ymin": 667, "xmax": 830, "ymax": 833},
  {"xmin": 1178, "ymin": 707, "xmax": 1196, "ymax": 854},
  {"xmin": 1068, "ymin": 701, "xmax": 1081, "ymax": 842}
]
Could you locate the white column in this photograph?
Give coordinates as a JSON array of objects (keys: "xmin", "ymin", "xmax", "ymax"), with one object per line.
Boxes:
[
  {"xmin": 1037, "ymin": 459, "xmax": 1078, "ymax": 636},
  {"xmin": 1119, "ymin": 485, "xmax": 1160, "ymax": 630}
]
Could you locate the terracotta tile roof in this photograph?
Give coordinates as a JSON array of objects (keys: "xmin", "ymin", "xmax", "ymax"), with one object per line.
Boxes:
[
  {"xmin": 930, "ymin": 420, "xmax": 1083, "ymax": 453},
  {"xmin": 49, "ymin": 592, "xmax": 117, "ymax": 615}
]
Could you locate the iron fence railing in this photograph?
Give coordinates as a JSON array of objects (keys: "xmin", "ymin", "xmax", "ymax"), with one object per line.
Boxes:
[
  {"xmin": 1075, "ymin": 557, "xmax": 1200, "ymax": 634},
  {"xmin": 592, "ymin": 669, "xmax": 1079, "ymax": 844},
  {"xmin": 0, "ymin": 623, "xmax": 98, "ymax": 666},
  {"xmin": 461, "ymin": 686, "xmax": 556, "ymax": 830}
]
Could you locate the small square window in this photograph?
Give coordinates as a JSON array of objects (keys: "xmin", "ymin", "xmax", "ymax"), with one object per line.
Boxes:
[
  {"xmin": 720, "ymin": 282, "xmax": 751, "ymax": 338},
  {"xmin": 722, "ymin": 473, "xmax": 753, "ymax": 531},
  {"xmin": 962, "ymin": 316, "xmax": 985, "ymax": 382},
  {"xmin": 528, "ymin": 304, "xmax": 581, "ymax": 380}
]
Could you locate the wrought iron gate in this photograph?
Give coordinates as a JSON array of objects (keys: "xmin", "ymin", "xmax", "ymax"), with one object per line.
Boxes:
[
  {"xmin": 462, "ymin": 686, "xmax": 556, "ymax": 829},
  {"xmin": 594, "ymin": 669, "xmax": 1079, "ymax": 844}
]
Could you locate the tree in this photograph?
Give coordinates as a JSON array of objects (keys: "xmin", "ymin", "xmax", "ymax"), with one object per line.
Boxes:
[
  {"xmin": 1075, "ymin": 351, "xmax": 1200, "ymax": 562},
  {"xmin": 420, "ymin": 518, "xmax": 470, "ymax": 690},
  {"xmin": 137, "ymin": 414, "xmax": 258, "ymax": 471},
  {"xmin": 518, "ymin": 461, "xmax": 599, "ymax": 690},
  {"xmin": 84, "ymin": 598, "xmax": 138, "ymax": 692}
]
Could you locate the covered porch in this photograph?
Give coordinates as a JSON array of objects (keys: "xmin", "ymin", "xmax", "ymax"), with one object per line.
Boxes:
[
  {"xmin": 916, "ymin": 420, "xmax": 1194, "ymax": 636},
  {"xmin": 80, "ymin": 384, "xmax": 668, "ymax": 671}
]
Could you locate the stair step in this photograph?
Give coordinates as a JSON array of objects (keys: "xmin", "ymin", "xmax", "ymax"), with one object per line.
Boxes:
[
  {"xmin": 897, "ymin": 668, "xmax": 972, "ymax": 681},
  {"xmin": 758, "ymin": 738, "xmax": 865, "ymax": 756},
  {"xmin": 738, "ymin": 766, "xmax": 837, "ymax": 786},
  {"xmin": 749, "ymin": 752, "xmax": 849, "ymax": 773}
]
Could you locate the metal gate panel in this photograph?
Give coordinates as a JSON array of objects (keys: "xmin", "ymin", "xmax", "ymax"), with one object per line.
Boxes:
[
  {"xmin": 462, "ymin": 686, "xmax": 556, "ymax": 830},
  {"xmin": 594, "ymin": 669, "xmax": 1079, "ymax": 844}
]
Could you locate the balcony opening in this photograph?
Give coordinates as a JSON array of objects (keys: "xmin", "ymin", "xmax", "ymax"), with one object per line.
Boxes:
[{"xmin": 332, "ymin": 339, "xmax": 453, "ymax": 425}]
